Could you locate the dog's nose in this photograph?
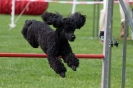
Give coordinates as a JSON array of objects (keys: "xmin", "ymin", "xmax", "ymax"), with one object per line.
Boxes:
[{"xmin": 72, "ymin": 35, "xmax": 75, "ymax": 39}]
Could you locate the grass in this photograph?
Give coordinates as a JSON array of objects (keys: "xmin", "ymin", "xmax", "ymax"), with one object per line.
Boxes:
[{"xmin": 0, "ymin": 2, "xmax": 133, "ymax": 88}]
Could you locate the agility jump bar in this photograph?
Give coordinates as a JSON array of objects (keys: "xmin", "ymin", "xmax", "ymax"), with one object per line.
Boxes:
[{"xmin": 0, "ymin": 53, "xmax": 104, "ymax": 59}]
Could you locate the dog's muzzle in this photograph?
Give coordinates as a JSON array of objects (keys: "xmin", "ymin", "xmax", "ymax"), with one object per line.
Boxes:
[{"xmin": 69, "ymin": 35, "xmax": 76, "ymax": 42}]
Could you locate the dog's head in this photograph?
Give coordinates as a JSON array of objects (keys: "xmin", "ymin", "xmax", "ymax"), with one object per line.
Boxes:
[
  {"xmin": 62, "ymin": 12, "xmax": 86, "ymax": 42},
  {"xmin": 41, "ymin": 12, "xmax": 86, "ymax": 42}
]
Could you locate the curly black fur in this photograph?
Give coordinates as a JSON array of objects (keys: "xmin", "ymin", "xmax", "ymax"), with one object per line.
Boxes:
[{"xmin": 21, "ymin": 11, "xmax": 86, "ymax": 78}]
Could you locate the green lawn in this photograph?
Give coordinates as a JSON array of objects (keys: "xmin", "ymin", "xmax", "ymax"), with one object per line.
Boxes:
[{"xmin": 0, "ymin": 2, "xmax": 133, "ymax": 88}]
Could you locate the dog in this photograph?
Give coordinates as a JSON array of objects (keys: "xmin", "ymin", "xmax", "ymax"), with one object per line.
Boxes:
[{"xmin": 21, "ymin": 11, "xmax": 86, "ymax": 78}]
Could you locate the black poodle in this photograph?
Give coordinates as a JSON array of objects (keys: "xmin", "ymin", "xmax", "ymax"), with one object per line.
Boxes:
[{"xmin": 21, "ymin": 12, "xmax": 86, "ymax": 78}]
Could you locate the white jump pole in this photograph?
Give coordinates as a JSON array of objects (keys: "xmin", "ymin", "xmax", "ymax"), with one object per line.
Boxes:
[
  {"xmin": 101, "ymin": 0, "xmax": 113, "ymax": 88},
  {"xmin": 72, "ymin": 0, "xmax": 77, "ymax": 14},
  {"xmin": 9, "ymin": 0, "xmax": 16, "ymax": 28}
]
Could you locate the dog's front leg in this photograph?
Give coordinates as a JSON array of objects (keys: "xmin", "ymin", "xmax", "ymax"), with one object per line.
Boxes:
[
  {"xmin": 61, "ymin": 43, "xmax": 79, "ymax": 71},
  {"xmin": 47, "ymin": 50, "xmax": 67, "ymax": 78}
]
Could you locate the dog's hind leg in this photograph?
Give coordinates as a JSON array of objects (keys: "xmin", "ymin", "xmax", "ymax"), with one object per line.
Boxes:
[
  {"xmin": 21, "ymin": 20, "xmax": 33, "ymax": 39},
  {"xmin": 21, "ymin": 20, "xmax": 39, "ymax": 48}
]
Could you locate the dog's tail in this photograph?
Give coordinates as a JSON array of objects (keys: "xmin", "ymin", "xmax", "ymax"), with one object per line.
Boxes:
[
  {"xmin": 41, "ymin": 11, "xmax": 63, "ymax": 28},
  {"xmin": 69, "ymin": 12, "xmax": 86, "ymax": 29}
]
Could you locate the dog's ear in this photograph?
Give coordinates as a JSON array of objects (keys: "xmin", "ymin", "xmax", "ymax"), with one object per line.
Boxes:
[
  {"xmin": 69, "ymin": 12, "xmax": 86, "ymax": 29},
  {"xmin": 41, "ymin": 11, "xmax": 63, "ymax": 28}
]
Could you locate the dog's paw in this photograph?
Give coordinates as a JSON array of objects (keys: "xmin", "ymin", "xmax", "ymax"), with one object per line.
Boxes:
[
  {"xmin": 59, "ymin": 72, "xmax": 65, "ymax": 78},
  {"xmin": 72, "ymin": 65, "xmax": 77, "ymax": 71}
]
